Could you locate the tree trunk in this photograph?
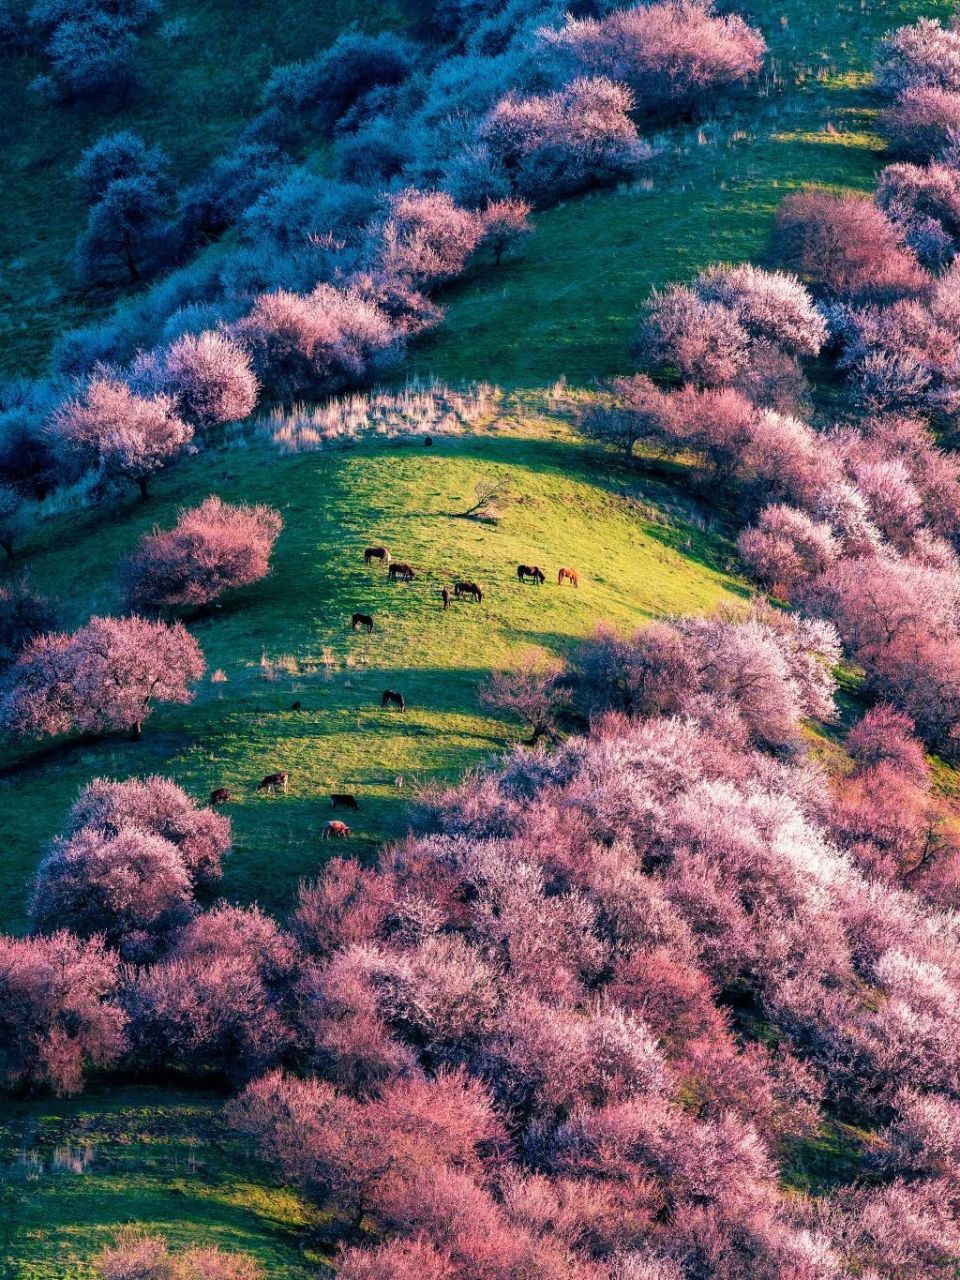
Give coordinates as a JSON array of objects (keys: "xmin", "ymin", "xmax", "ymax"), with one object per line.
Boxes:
[
  {"xmin": 123, "ymin": 231, "xmax": 140, "ymax": 283},
  {"xmin": 137, "ymin": 476, "xmax": 149, "ymax": 500},
  {"xmin": 130, "ymin": 720, "xmax": 143, "ymax": 741}
]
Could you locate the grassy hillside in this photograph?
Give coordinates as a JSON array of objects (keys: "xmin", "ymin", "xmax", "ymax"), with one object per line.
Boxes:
[
  {"xmin": 0, "ymin": 0, "xmax": 410, "ymax": 377},
  {"xmin": 0, "ymin": 1087, "xmax": 321, "ymax": 1280},
  {"xmin": 415, "ymin": 0, "xmax": 954, "ymax": 386},
  {"xmin": 3, "ymin": 1, "xmax": 954, "ymax": 1275},
  {"xmin": 0, "ymin": 405, "xmax": 745, "ymax": 934}
]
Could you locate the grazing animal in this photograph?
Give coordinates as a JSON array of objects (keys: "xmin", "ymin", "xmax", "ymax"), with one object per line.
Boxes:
[
  {"xmin": 323, "ymin": 820, "xmax": 351, "ymax": 839},
  {"xmin": 388, "ymin": 562, "xmax": 415, "ymax": 581},
  {"xmin": 256, "ymin": 771, "xmax": 289, "ymax": 795},
  {"xmin": 381, "ymin": 689, "xmax": 405, "ymax": 712},
  {"xmin": 290, "ymin": 700, "xmax": 301, "ymax": 710},
  {"xmin": 518, "ymin": 564, "xmax": 545, "ymax": 584},
  {"xmin": 331, "ymin": 793, "xmax": 360, "ymax": 810},
  {"xmin": 442, "ymin": 587, "xmax": 451, "ymax": 610},
  {"xmin": 424, "ymin": 435, "xmax": 433, "ymax": 447},
  {"xmin": 454, "ymin": 581, "xmax": 483, "ymax": 603},
  {"xmin": 558, "ymin": 567, "xmax": 579, "ymax": 587},
  {"xmin": 364, "ymin": 546, "xmax": 390, "ymax": 565},
  {"xmin": 351, "ymin": 612, "xmax": 374, "ymax": 632},
  {"xmin": 210, "ymin": 787, "xmax": 230, "ymax": 805}
]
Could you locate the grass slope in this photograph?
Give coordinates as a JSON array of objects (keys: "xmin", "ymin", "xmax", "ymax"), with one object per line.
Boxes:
[
  {"xmin": 0, "ymin": 406, "xmax": 745, "ymax": 934},
  {"xmin": 415, "ymin": 0, "xmax": 954, "ymax": 386},
  {"xmin": 0, "ymin": 1087, "xmax": 321, "ymax": 1279},
  {"xmin": 0, "ymin": 0, "xmax": 409, "ymax": 377}
]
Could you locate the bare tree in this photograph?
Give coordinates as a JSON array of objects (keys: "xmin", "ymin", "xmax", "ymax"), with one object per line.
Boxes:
[{"xmin": 454, "ymin": 475, "xmax": 513, "ymax": 523}]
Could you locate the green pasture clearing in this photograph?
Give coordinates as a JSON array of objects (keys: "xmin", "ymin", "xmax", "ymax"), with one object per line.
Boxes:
[{"xmin": 0, "ymin": 408, "xmax": 745, "ymax": 933}]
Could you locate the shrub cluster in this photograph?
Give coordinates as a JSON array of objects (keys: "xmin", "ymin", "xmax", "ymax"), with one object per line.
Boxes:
[{"xmin": 27, "ymin": 0, "xmax": 160, "ymax": 102}]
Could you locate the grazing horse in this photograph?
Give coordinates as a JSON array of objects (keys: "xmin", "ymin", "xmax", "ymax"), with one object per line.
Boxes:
[
  {"xmin": 518, "ymin": 564, "xmax": 545, "ymax": 584},
  {"xmin": 442, "ymin": 587, "xmax": 451, "ymax": 610},
  {"xmin": 323, "ymin": 820, "xmax": 351, "ymax": 839},
  {"xmin": 290, "ymin": 700, "xmax": 302, "ymax": 711},
  {"xmin": 330, "ymin": 788, "xmax": 360, "ymax": 808},
  {"xmin": 558, "ymin": 567, "xmax": 579, "ymax": 588},
  {"xmin": 388, "ymin": 562, "xmax": 415, "ymax": 581},
  {"xmin": 331, "ymin": 793, "xmax": 360, "ymax": 810},
  {"xmin": 382, "ymin": 689, "xmax": 405, "ymax": 712},
  {"xmin": 364, "ymin": 546, "xmax": 390, "ymax": 565},
  {"xmin": 256, "ymin": 771, "xmax": 288, "ymax": 795},
  {"xmin": 351, "ymin": 613, "xmax": 374, "ymax": 632},
  {"xmin": 455, "ymin": 581, "xmax": 483, "ymax": 603},
  {"xmin": 210, "ymin": 787, "xmax": 231, "ymax": 805},
  {"xmin": 424, "ymin": 435, "xmax": 433, "ymax": 447}
]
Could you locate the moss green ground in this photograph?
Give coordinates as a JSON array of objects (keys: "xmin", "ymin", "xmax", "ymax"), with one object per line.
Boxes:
[{"xmin": 2, "ymin": 0, "xmax": 957, "ymax": 1272}]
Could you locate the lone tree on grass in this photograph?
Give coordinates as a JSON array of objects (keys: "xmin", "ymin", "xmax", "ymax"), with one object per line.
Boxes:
[
  {"xmin": 455, "ymin": 475, "xmax": 514, "ymax": 523},
  {"xmin": 122, "ymin": 496, "xmax": 283, "ymax": 614},
  {"xmin": 1, "ymin": 615, "xmax": 204, "ymax": 742}
]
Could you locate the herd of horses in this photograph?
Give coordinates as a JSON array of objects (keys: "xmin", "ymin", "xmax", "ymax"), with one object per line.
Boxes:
[{"xmin": 207, "ymin": 542, "xmax": 580, "ymax": 842}]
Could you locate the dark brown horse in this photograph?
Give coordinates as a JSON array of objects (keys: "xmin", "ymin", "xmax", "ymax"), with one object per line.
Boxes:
[
  {"xmin": 424, "ymin": 435, "xmax": 433, "ymax": 447},
  {"xmin": 441, "ymin": 587, "xmax": 451, "ymax": 609},
  {"xmin": 210, "ymin": 787, "xmax": 231, "ymax": 805},
  {"xmin": 323, "ymin": 820, "xmax": 351, "ymax": 839},
  {"xmin": 518, "ymin": 564, "xmax": 545, "ymax": 584},
  {"xmin": 256, "ymin": 771, "xmax": 289, "ymax": 795},
  {"xmin": 455, "ymin": 581, "xmax": 483, "ymax": 603},
  {"xmin": 381, "ymin": 689, "xmax": 405, "ymax": 712},
  {"xmin": 351, "ymin": 613, "xmax": 374, "ymax": 632},
  {"xmin": 388, "ymin": 562, "xmax": 415, "ymax": 581},
  {"xmin": 331, "ymin": 793, "xmax": 360, "ymax": 810},
  {"xmin": 364, "ymin": 546, "xmax": 390, "ymax": 565},
  {"xmin": 558, "ymin": 567, "xmax": 579, "ymax": 587}
]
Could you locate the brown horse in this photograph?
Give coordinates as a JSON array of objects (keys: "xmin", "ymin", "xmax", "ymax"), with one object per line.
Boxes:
[
  {"xmin": 455, "ymin": 581, "xmax": 483, "ymax": 603},
  {"xmin": 558, "ymin": 567, "xmax": 579, "ymax": 587},
  {"xmin": 331, "ymin": 793, "xmax": 360, "ymax": 810},
  {"xmin": 364, "ymin": 546, "xmax": 390, "ymax": 565},
  {"xmin": 442, "ymin": 587, "xmax": 451, "ymax": 610},
  {"xmin": 256, "ymin": 771, "xmax": 288, "ymax": 795},
  {"xmin": 518, "ymin": 564, "xmax": 545, "ymax": 584},
  {"xmin": 381, "ymin": 689, "xmax": 405, "ymax": 712},
  {"xmin": 323, "ymin": 820, "xmax": 351, "ymax": 839},
  {"xmin": 351, "ymin": 613, "xmax": 374, "ymax": 632},
  {"xmin": 388, "ymin": 562, "xmax": 415, "ymax": 581},
  {"xmin": 210, "ymin": 787, "xmax": 231, "ymax": 805}
]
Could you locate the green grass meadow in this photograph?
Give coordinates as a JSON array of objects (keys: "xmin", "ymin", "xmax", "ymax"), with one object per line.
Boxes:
[
  {"xmin": 416, "ymin": 0, "xmax": 955, "ymax": 386},
  {"xmin": 0, "ymin": 410, "xmax": 744, "ymax": 934}
]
